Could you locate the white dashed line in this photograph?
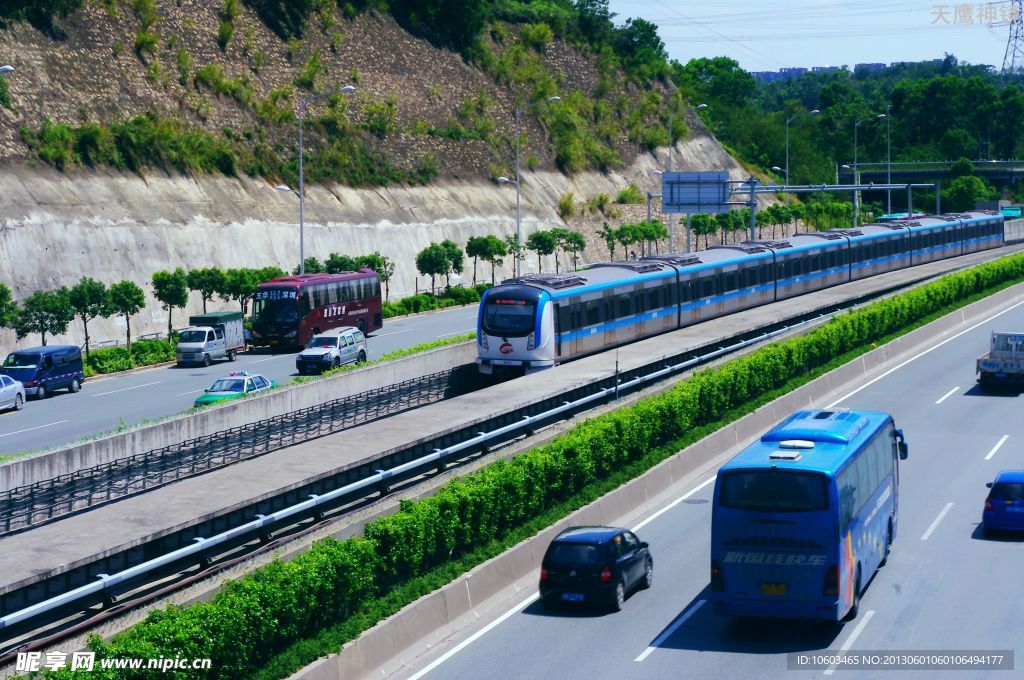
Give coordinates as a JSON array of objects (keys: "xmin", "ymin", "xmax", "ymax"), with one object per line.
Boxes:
[
  {"xmin": 824, "ymin": 610, "xmax": 875, "ymax": 675},
  {"xmin": 0, "ymin": 420, "xmax": 70, "ymax": 438},
  {"xmin": 635, "ymin": 600, "xmax": 706, "ymax": 662},
  {"xmin": 921, "ymin": 502, "xmax": 954, "ymax": 541},
  {"xmin": 985, "ymin": 435, "xmax": 1009, "ymax": 461},
  {"xmin": 934, "ymin": 386, "xmax": 959, "ymax": 404},
  {"xmin": 91, "ymin": 381, "xmax": 161, "ymax": 397}
]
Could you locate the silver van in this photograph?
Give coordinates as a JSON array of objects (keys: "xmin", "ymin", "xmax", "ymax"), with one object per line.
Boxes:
[{"xmin": 295, "ymin": 327, "xmax": 368, "ymax": 374}]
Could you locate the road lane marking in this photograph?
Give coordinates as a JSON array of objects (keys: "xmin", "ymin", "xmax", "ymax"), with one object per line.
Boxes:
[
  {"xmin": 91, "ymin": 381, "xmax": 161, "ymax": 397},
  {"xmin": 934, "ymin": 386, "xmax": 959, "ymax": 404},
  {"xmin": 824, "ymin": 610, "xmax": 875, "ymax": 676},
  {"xmin": 374, "ymin": 329, "xmax": 413, "ymax": 337},
  {"xmin": 405, "ymin": 593, "xmax": 539, "ymax": 680},
  {"xmin": 0, "ymin": 420, "xmax": 70, "ymax": 438},
  {"xmin": 825, "ymin": 298, "xmax": 1024, "ymax": 409},
  {"xmin": 437, "ymin": 329, "xmax": 474, "ymax": 338},
  {"xmin": 632, "ymin": 476, "xmax": 716, "ymax": 532},
  {"xmin": 175, "ymin": 390, "xmax": 206, "ymax": 397},
  {"xmin": 635, "ymin": 600, "xmax": 706, "ymax": 662},
  {"xmin": 921, "ymin": 502, "xmax": 954, "ymax": 541},
  {"xmin": 985, "ymin": 435, "xmax": 1009, "ymax": 461},
  {"xmin": 246, "ymin": 357, "xmax": 280, "ymax": 364}
]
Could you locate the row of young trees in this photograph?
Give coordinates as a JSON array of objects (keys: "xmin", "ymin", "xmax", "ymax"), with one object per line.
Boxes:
[
  {"xmin": 596, "ymin": 219, "xmax": 670, "ymax": 260},
  {"xmin": 413, "ymin": 228, "xmax": 591, "ymax": 290}
]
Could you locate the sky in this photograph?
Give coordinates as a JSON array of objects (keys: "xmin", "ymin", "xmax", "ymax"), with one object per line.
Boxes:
[{"xmin": 608, "ymin": 0, "xmax": 1017, "ymax": 72}]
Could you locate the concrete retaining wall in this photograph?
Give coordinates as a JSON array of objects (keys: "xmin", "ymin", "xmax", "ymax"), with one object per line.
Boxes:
[
  {"xmin": 295, "ymin": 281, "xmax": 1024, "ymax": 680},
  {"xmin": 0, "ymin": 342, "xmax": 475, "ymax": 490}
]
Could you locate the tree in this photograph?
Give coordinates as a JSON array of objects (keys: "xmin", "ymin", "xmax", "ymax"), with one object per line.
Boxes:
[
  {"xmin": 14, "ymin": 288, "xmax": 74, "ymax": 346},
  {"xmin": 221, "ymin": 268, "xmax": 261, "ymax": 315},
  {"xmin": 69, "ymin": 277, "xmax": 112, "ymax": 356},
  {"xmin": 151, "ymin": 268, "xmax": 189, "ymax": 339},
  {"xmin": 465, "ymin": 236, "xmax": 489, "ymax": 286},
  {"xmin": 186, "ymin": 267, "xmax": 227, "ymax": 313},
  {"xmin": 440, "ymin": 239, "xmax": 464, "ymax": 287},
  {"xmin": 672, "ymin": 56, "xmax": 756, "ymax": 109},
  {"xmin": 526, "ymin": 230, "xmax": 558, "ymax": 272},
  {"xmin": 690, "ymin": 213, "xmax": 716, "ymax": 249},
  {"xmin": 557, "ymin": 229, "xmax": 586, "ymax": 270},
  {"xmin": 416, "ymin": 243, "xmax": 449, "ymax": 292},
  {"xmin": 359, "ymin": 252, "xmax": 396, "ymax": 301},
  {"xmin": 598, "ymin": 222, "xmax": 617, "ymax": 260},
  {"xmin": 479, "ymin": 235, "xmax": 508, "ymax": 284},
  {"xmin": 293, "ymin": 257, "xmax": 324, "ymax": 275},
  {"xmin": 324, "ymin": 253, "xmax": 360, "ymax": 274},
  {"xmin": 0, "ymin": 283, "xmax": 19, "ymax": 330},
  {"xmin": 943, "ymin": 175, "xmax": 997, "ymax": 212},
  {"xmin": 504, "ymin": 234, "xmax": 525, "ymax": 275},
  {"xmin": 109, "ymin": 280, "xmax": 147, "ymax": 350},
  {"xmin": 257, "ymin": 266, "xmax": 286, "ymax": 283},
  {"xmin": 638, "ymin": 219, "xmax": 669, "ymax": 251}
]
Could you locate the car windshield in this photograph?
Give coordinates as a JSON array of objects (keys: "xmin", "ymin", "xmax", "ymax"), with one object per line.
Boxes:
[
  {"xmin": 307, "ymin": 336, "xmax": 339, "ymax": 348},
  {"xmin": 546, "ymin": 542, "xmax": 601, "ymax": 565},
  {"xmin": 990, "ymin": 482, "xmax": 1024, "ymax": 501},
  {"xmin": 2, "ymin": 354, "xmax": 39, "ymax": 369},
  {"xmin": 179, "ymin": 330, "xmax": 207, "ymax": 343},
  {"xmin": 482, "ymin": 298, "xmax": 536, "ymax": 336},
  {"xmin": 208, "ymin": 378, "xmax": 245, "ymax": 393},
  {"xmin": 719, "ymin": 470, "xmax": 829, "ymax": 512}
]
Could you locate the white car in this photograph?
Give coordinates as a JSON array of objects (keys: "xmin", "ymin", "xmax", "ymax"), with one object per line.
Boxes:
[
  {"xmin": 0, "ymin": 375, "xmax": 25, "ymax": 412},
  {"xmin": 295, "ymin": 327, "xmax": 368, "ymax": 374}
]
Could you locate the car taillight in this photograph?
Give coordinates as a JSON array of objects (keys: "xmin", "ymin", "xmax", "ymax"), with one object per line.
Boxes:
[
  {"xmin": 540, "ymin": 567, "xmax": 548, "ymax": 581},
  {"xmin": 710, "ymin": 561, "xmax": 724, "ymax": 592},
  {"xmin": 24, "ymin": 380, "xmax": 34, "ymax": 387},
  {"xmin": 600, "ymin": 566, "xmax": 612, "ymax": 583},
  {"xmin": 526, "ymin": 332, "xmax": 536, "ymax": 351},
  {"xmin": 479, "ymin": 332, "xmax": 488, "ymax": 349},
  {"xmin": 822, "ymin": 565, "xmax": 839, "ymax": 597},
  {"xmin": 985, "ymin": 498, "xmax": 993, "ymax": 511}
]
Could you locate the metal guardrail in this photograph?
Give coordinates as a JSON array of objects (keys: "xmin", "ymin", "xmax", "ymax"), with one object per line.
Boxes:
[
  {"xmin": 0, "ymin": 369, "xmax": 467, "ymax": 534},
  {"xmin": 0, "ymin": 316, "xmax": 822, "ymax": 635}
]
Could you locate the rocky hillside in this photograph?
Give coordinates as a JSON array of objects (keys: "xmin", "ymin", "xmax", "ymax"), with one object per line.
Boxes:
[{"xmin": 0, "ymin": 1, "xmax": 767, "ymax": 350}]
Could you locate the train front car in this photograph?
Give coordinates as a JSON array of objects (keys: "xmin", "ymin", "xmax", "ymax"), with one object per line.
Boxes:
[{"xmin": 476, "ymin": 281, "xmax": 554, "ymax": 376}]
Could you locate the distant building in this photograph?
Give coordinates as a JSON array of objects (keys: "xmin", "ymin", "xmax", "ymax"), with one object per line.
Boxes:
[
  {"xmin": 855, "ymin": 63, "xmax": 886, "ymax": 72},
  {"xmin": 811, "ymin": 66, "xmax": 840, "ymax": 73}
]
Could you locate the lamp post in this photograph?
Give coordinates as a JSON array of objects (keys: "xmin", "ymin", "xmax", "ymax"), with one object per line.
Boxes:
[
  {"xmin": 291, "ymin": 84, "xmax": 356, "ymax": 275},
  {"xmin": 853, "ymin": 113, "xmax": 886, "ymax": 227},
  {"xmin": 885, "ymin": 104, "xmax": 892, "ymax": 214},
  {"xmin": 509, "ymin": 96, "xmax": 560, "ymax": 278},
  {"xmin": 0, "ymin": 66, "xmax": 13, "ymax": 74},
  {"xmin": 785, "ymin": 109, "xmax": 819, "ymax": 204}
]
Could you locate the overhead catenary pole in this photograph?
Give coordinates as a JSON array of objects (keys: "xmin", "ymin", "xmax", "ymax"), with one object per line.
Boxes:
[{"xmin": 747, "ymin": 177, "xmax": 758, "ymax": 241}]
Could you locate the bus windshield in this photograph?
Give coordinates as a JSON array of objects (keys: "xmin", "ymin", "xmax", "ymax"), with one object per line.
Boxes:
[
  {"xmin": 253, "ymin": 298, "xmax": 298, "ymax": 326},
  {"xmin": 483, "ymin": 298, "xmax": 536, "ymax": 336},
  {"xmin": 719, "ymin": 470, "xmax": 829, "ymax": 512},
  {"xmin": 2, "ymin": 353, "xmax": 40, "ymax": 369}
]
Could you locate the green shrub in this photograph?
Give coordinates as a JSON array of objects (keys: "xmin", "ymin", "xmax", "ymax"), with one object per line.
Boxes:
[
  {"xmin": 130, "ymin": 338, "xmax": 175, "ymax": 365},
  {"xmin": 134, "ymin": 30, "xmax": 158, "ymax": 56},
  {"xmin": 86, "ymin": 347, "xmax": 134, "ymax": 374},
  {"xmin": 217, "ymin": 19, "xmax": 234, "ymax": 50},
  {"xmin": 295, "ymin": 49, "xmax": 322, "ymax": 90},
  {"xmin": 557, "ymin": 192, "xmax": 576, "ymax": 219},
  {"xmin": 616, "ymin": 182, "xmax": 644, "ymax": 204},
  {"xmin": 519, "ymin": 22, "xmax": 553, "ymax": 51}
]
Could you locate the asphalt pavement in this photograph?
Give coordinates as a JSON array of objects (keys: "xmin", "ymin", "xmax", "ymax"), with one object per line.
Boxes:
[
  {"xmin": 397, "ymin": 297, "xmax": 1024, "ymax": 680},
  {"xmin": 0, "ymin": 305, "xmax": 479, "ymax": 456}
]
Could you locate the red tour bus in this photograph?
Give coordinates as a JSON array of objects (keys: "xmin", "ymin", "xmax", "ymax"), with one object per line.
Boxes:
[{"xmin": 251, "ymin": 270, "xmax": 383, "ymax": 348}]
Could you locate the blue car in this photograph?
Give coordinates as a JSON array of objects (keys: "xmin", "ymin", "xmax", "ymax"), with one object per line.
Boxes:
[{"xmin": 982, "ymin": 471, "xmax": 1024, "ymax": 534}]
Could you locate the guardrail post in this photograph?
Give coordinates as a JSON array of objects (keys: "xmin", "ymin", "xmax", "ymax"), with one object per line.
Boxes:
[
  {"xmin": 193, "ymin": 537, "xmax": 212, "ymax": 570},
  {"xmin": 434, "ymin": 449, "xmax": 446, "ymax": 474},
  {"xmin": 308, "ymin": 494, "xmax": 325, "ymax": 522},
  {"xmin": 255, "ymin": 514, "xmax": 273, "ymax": 544},
  {"xmin": 96, "ymin": 575, "xmax": 117, "ymax": 608},
  {"xmin": 376, "ymin": 470, "xmax": 391, "ymax": 497}
]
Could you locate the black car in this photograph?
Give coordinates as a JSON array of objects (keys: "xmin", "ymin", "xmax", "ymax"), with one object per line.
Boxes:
[{"xmin": 539, "ymin": 526, "xmax": 653, "ymax": 611}]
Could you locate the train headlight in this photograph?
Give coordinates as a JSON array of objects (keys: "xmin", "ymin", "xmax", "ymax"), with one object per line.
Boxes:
[{"xmin": 527, "ymin": 332, "xmax": 536, "ymax": 351}]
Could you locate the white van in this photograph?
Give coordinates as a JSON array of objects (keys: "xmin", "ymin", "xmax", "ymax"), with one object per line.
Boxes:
[{"xmin": 295, "ymin": 327, "xmax": 368, "ymax": 374}]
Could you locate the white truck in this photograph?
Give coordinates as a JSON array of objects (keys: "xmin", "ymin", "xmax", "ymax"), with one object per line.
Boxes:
[
  {"xmin": 977, "ymin": 331, "xmax": 1024, "ymax": 390},
  {"xmin": 175, "ymin": 311, "xmax": 246, "ymax": 367}
]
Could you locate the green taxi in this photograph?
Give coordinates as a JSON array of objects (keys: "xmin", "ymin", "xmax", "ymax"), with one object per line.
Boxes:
[{"xmin": 193, "ymin": 370, "xmax": 276, "ymax": 407}]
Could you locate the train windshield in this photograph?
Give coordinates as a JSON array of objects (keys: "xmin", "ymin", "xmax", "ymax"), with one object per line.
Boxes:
[{"xmin": 482, "ymin": 297, "xmax": 536, "ymax": 336}]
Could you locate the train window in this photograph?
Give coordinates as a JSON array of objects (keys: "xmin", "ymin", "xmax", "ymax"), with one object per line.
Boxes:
[
  {"xmin": 723, "ymin": 270, "xmax": 738, "ymax": 292},
  {"xmin": 702, "ymin": 275, "xmax": 716, "ymax": 299},
  {"xmin": 617, "ymin": 294, "xmax": 633, "ymax": 318},
  {"xmin": 646, "ymin": 287, "xmax": 661, "ymax": 312},
  {"xmin": 585, "ymin": 300, "xmax": 601, "ymax": 326},
  {"xmin": 558, "ymin": 305, "xmax": 573, "ymax": 334}
]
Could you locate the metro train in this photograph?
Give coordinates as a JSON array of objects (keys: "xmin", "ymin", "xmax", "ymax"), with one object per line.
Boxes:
[{"xmin": 476, "ymin": 210, "xmax": 1005, "ymax": 375}]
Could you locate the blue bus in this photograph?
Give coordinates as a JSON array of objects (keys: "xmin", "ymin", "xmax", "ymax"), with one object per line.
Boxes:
[{"xmin": 711, "ymin": 409, "xmax": 909, "ymax": 621}]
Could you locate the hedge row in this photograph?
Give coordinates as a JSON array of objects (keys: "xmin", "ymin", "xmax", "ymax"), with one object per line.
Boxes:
[
  {"xmin": 47, "ymin": 253, "xmax": 1024, "ymax": 679},
  {"xmin": 381, "ymin": 284, "xmax": 487, "ymax": 318},
  {"xmin": 83, "ymin": 340, "xmax": 176, "ymax": 377}
]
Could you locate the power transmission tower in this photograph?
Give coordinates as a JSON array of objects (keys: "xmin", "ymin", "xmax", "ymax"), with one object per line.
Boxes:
[{"xmin": 1002, "ymin": 0, "xmax": 1024, "ymax": 76}]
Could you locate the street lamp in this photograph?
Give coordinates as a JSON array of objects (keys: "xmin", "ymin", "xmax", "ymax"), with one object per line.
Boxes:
[
  {"xmin": 510, "ymin": 95, "xmax": 560, "ymax": 278},
  {"xmin": 885, "ymin": 104, "xmax": 892, "ymax": 214},
  {"xmin": 293, "ymin": 84, "xmax": 356, "ymax": 275},
  {"xmin": 0, "ymin": 66, "xmax": 13, "ymax": 74},
  {"xmin": 785, "ymin": 109, "xmax": 819, "ymax": 204},
  {"xmin": 853, "ymin": 113, "xmax": 886, "ymax": 226}
]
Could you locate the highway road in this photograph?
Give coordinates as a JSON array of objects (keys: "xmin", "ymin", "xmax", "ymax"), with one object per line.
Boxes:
[
  {"xmin": 399, "ymin": 298, "xmax": 1024, "ymax": 680},
  {"xmin": 0, "ymin": 305, "xmax": 479, "ymax": 456}
]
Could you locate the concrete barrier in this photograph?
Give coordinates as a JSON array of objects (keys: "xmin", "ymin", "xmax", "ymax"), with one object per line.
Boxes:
[
  {"xmin": 294, "ymin": 280, "xmax": 1024, "ymax": 680},
  {"xmin": 0, "ymin": 343, "xmax": 476, "ymax": 490}
]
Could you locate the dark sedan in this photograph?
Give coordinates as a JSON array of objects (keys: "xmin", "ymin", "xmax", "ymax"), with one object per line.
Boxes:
[{"xmin": 539, "ymin": 526, "xmax": 653, "ymax": 611}]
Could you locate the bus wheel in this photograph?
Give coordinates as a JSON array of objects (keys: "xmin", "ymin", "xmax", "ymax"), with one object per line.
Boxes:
[
  {"xmin": 880, "ymin": 522, "xmax": 893, "ymax": 567},
  {"xmin": 843, "ymin": 568, "xmax": 862, "ymax": 622}
]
